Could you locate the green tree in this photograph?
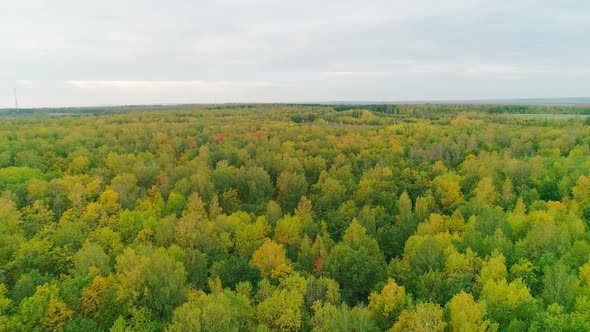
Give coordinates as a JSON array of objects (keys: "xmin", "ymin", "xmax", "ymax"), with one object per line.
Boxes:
[
  {"xmin": 165, "ymin": 192, "xmax": 186, "ymax": 218},
  {"xmin": 73, "ymin": 240, "xmax": 111, "ymax": 276},
  {"xmin": 13, "ymin": 283, "xmax": 73, "ymax": 332},
  {"xmin": 480, "ymin": 278, "xmax": 535, "ymax": 327},
  {"xmin": 311, "ymin": 302, "xmax": 379, "ymax": 332},
  {"xmin": 0, "ymin": 284, "xmax": 12, "ymax": 331},
  {"xmin": 167, "ymin": 289, "xmax": 253, "ymax": 332},
  {"xmin": 210, "ymin": 256, "xmax": 261, "ymax": 290},
  {"xmin": 114, "ymin": 247, "xmax": 186, "ymax": 319},
  {"xmin": 542, "ymin": 263, "xmax": 579, "ymax": 310},
  {"xmin": 256, "ymin": 288, "xmax": 304, "ymax": 331},
  {"xmin": 276, "ymin": 171, "xmax": 308, "ymax": 213},
  {"xmin": 324, "ymin": 220, "xmax": 386, "ymax": 304}
]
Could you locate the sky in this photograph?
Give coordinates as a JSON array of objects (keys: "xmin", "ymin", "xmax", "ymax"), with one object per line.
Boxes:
[{"xmin": 1, "ymin": 0, "xmax": 589, "ymax": 108}]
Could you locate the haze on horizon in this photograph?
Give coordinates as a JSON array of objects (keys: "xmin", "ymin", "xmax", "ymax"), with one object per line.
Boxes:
[{"xmin": 1, "ymin": 0, "xmax": 589, "ymax": 108}]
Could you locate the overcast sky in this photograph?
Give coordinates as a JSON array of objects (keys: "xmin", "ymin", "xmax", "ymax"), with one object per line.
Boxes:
[{"xmin": 1, "ymin": 0, "xmax": 589, "ymax": 107}]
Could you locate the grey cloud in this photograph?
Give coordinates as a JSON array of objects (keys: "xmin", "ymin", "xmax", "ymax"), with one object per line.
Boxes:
[{"xmin": 0, "ymin": 0, "xmax": 589, "ymax": 107}]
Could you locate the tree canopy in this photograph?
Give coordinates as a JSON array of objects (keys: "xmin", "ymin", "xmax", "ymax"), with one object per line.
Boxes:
[{"xmin": 0, "ymin": 104, "xmax": 589, "ymax": 330}]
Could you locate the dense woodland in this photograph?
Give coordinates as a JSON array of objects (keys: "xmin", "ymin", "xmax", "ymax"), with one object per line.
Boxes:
[{"xmin": 1, "ymin": 104, "xmax": 590, "ymax": 331}]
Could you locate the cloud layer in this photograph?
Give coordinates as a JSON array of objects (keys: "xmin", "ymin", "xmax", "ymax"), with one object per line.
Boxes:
[{"xmin": 1, "ymin": 0, "xmax": 589, "ymax": 107}]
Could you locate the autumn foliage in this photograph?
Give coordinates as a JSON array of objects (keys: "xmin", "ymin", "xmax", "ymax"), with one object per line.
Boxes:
[{"xmin": 0, "ymin": 104, "xmax": 589, "ymax": 330}]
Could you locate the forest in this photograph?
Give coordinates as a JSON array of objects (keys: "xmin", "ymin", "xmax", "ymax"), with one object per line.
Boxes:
[{"xmin": 1, "ymin": 104, "xmax": 590, "ymax": 331}]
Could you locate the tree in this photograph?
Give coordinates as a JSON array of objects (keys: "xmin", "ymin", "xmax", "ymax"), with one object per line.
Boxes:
[
  {"xmin": 257, "ymin": 289, "xmax": 304, "ymax": 331},
  {"xmin": 474, "ymin": 176, "xmax": 499, "ymax": 207},
  {"xmin": 265, "ymin": 201, "xmax": 283, "ymax": 227},
  {"xmin": 368, "ymin": 278, "xmax": 411, "ymax": 329},
  {"xmin": 0, "ymin": 197, "xmax": 22, "ymax": 234},
  {"xmin": 110, "ymin": 306, "xmax": 159, "ymax": 332},
  {"xmin": 324, "ymin": 220, "xmax": 386, "ymax": 304},
  {"xmin": 183, "ymin": 248, "xmax": 209, "ymax": 290},
  {"xmin": 13, "ymin": 283, "xmax": 73, "ymax": 332},
  {"xmin": 573, "ymin": 175, "xmax": 590, "ymax": 224},
  {"xmin": 98, "ymin": 189, "xmax": 121, "ymax": 218},
  {"xmin": 165, "ymin": 192, "xmax": 186, "ymax": 218},
  {"xmin": 542, "ymin": 263, "xmax": 579, "ymax": 310},
  {"xmin": 79, "ymin": 275, "xmax": 121, "ymax": 328},
  {"xmin": 572, "ymin": 175, "xmax": 590, "ymax": 202},
  {"xmin": 304, "ymin": 276, "xmax": 341, "ymax": 309},
  {"xmin": 447, "ymin": 291, "xmax": 494, "ymax": 332},
  {"xmin": 500, "ymin": 178, "xmax": 515, "ymax": 209},
  {"xmin": 167, "ymin": 289, "xmax": 253, "ymax": 332},
  {"xmin": 311, "ymin": 302, "xmax": 379, "ymax": 332},
  {"xmin": 432, "ymin": 173, "xmax": 464, "ymax": 213},
  {"xmin": 532, "ymin": 302, "xmax": 590, "ymax": 331},
  {"xmin": 476, "ymin": 251, "xmax": 507, "ymax": 292},
  {"xmin": 480, "ymin": 278, "xmax": 535, "ymax": 327},
  {"xmin": 174, "ymin": 193, "xmax": 209, "ymax": 249},
  {"xmin": 234, "ymin": 216, "xmax": 271, "ymax": 258},
  {"xmin": 414, "ymin": 195, "xmax": 432, "ymax": 221},
  {"xmin": 6, "ymin": 102, "xmax": 590, "ymax": 331},
  {"xmin": 110, "ymin": 173, "xmax": 140, "ymax": 210},
  {"xmin": 73, "ymin": 240, "xmax": 110, "ymax": 276},
  {"xmin": 276, "ymin": 171, "xmax": 308, "ymax": 213},
  {"xmin": 68, "ymin": 156, "xmax": 90, "ymax": 175},
  {"xmin": 10, "ymin": 237, "xmax": 64, "ymax": 277},
  {"xmin": 379, "ymin": 217, "xmax": 418, "ymax": 260},
  {"xmin": 0, "ymin": 284, "xmax": 12, "ymax": 330},
  {"xmin": 296, "ymin": 236, "xmax": 315, "ymax": 273},
  {"xmin": 397, "ymin": 191, "xmax": 414, "ymax": 224},
  {"xmin": 295, "ymin": 196, "xmax": 314, "ymax": 219},
  {"xmin": 210, "ymin": 256, "xmax": 261, "ymax": 290},
  {"xmin": 237, "ymin": 166, "xmax": 274, "ymax": 211},
  {"xmin": 114, "ymin": 247, "xmax": 186, "ymax": 320},
  {"xmin": 274, "ymin": 215, "xmax": 305, "ymax": 249},
  {"xmin": 403, "ymin": 235, "xmax": 446, "ymax": 275},
  {"xmin": 220, "ymin": 188, "xmax": 241, "ymax": 214},
  {"xmin": 313, "ymin": 177, "xmax": 346, "ymax": 217},
  {"xmin": 251, "ymin": 239, "xmax": 290, "ymax": 278},
  {"xmin": 116, "ymin": 210, "xmax": 156, "ymax": 244},
  {"xmin": 391, "ymin": 302, "xmax": 446, "ymax": 332},
  {"xmin": 63, "ymin": 316, "xmax": 102, "ymax": 332}
]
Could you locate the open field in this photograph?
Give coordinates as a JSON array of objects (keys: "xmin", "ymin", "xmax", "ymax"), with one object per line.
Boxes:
[{"xmin": 510, "ymin": 113, "xmax": 590, "ymax": 120}]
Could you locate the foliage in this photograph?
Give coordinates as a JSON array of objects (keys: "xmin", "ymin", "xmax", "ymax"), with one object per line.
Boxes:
[{"xmin": 0, "ymin": 104, "xmax": 589, "ymax": 330}]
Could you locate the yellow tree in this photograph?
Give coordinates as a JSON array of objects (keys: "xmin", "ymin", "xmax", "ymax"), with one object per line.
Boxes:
[
  {"xmin": 447, "ymin": 291, "xmax": 495, "ymax": 332},
  {"xmin": 397, "ymin": 191, "xmax": 414, "ymax": 224},
  {"xmin": 432, "ymin": 173, "xmax": 464, "ymax": 213},
  {"xmin": 175, "ymin": 193, "xmax": 209, "ymax": 249},
  {"xmin": 234, "ymin": 216, "xmax": 271, "ymax": 258},
  {"xmin": 368, "ymin": 278, "xmax": 411, "ymax": 329},
  {"xmin": 251, "ymin": 239, "xmax": 290, "ymax": 278},
  {"xmin": 256, "ymin": 288, "xmax": 304, "ymax": 331},
  {"xmin": 15, "ymin": 284, "xmax": 73, "ymax": 331},
  {"xmin": 474, "ymin": 177, "xmax": 499, "ymax": 207},
  {"xmin": 98, "ymin": 189, "xmax": 121, "ymax": 219},
  {"xmin": 391, "ymin": 302, "xmax": 446, "ymax": 332},
  {"xmin": 275, "ymin": 215, "xmax": 304, "ymax": 248},
  {"xmin": 0, "ymin": 284, "xmax": 11, "ymax": 330},
  {"xmin": 480, "ymin": 278, "xmax": 533, "ymax": 327},
  {"xmin": 572, "ymin": 175, "xmax": 590, "ymax": 202},
  {"xmin": 476, "ymin": 251, "xmax": 507, "ymax": 293}
]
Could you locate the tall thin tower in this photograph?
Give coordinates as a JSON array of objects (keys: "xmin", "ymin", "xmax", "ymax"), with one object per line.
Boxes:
[{"xmin": 13, "ymin": 88, "xmax": 19, "ymax": 109}]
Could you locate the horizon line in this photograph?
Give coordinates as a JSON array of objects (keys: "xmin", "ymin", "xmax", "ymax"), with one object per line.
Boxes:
[{"xmin": 2, "ymin": 96, "xmax": 590, "ymax": 110}]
